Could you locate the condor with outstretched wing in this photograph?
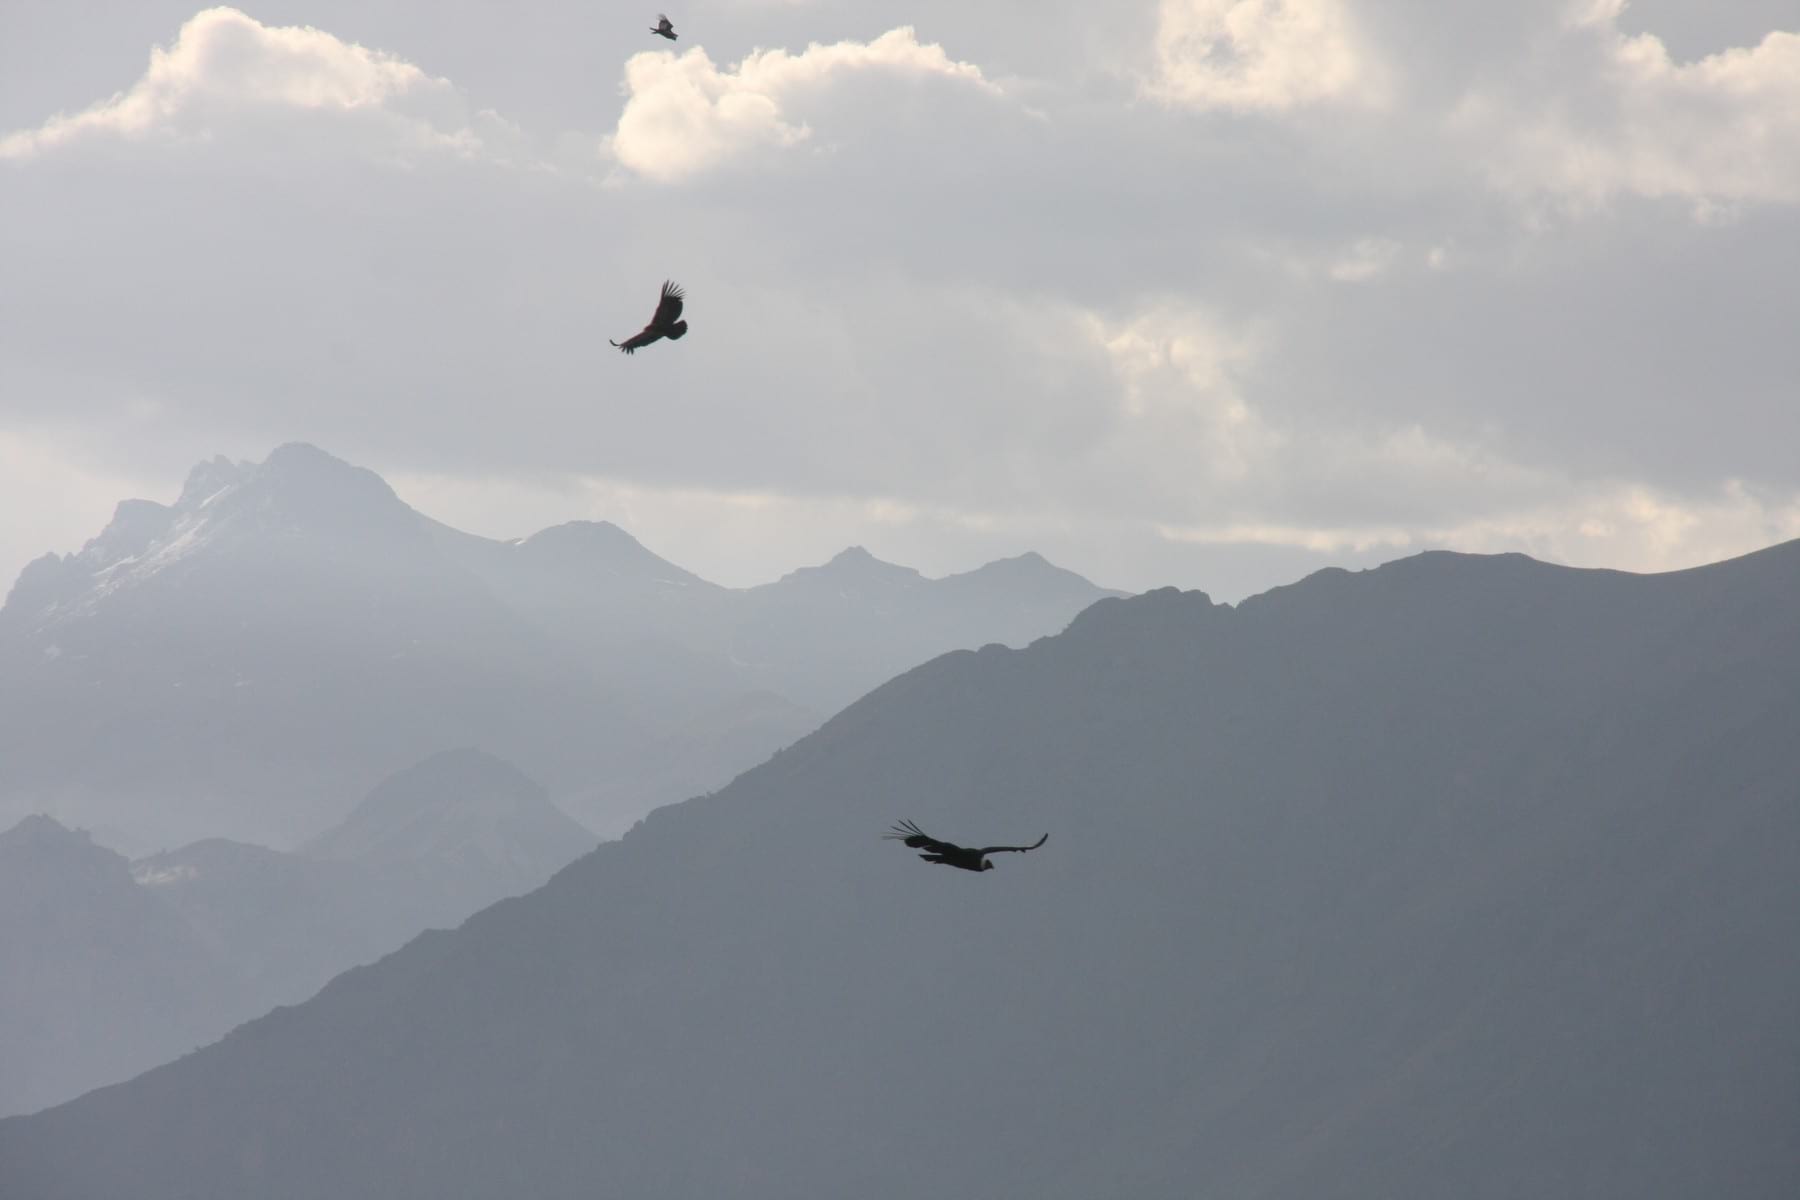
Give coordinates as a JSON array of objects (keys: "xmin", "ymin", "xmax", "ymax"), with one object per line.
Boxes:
[
  {"xmin": 883, "ymin": 819, "xmax": 1048, "ymax": 873},
  {"xmin": 611, "ymin": 280, "xmax": 688, "ymax": 354},
  {"xmin": 651, "ymin": 14, "xmax": 678, "ymax": 40}
]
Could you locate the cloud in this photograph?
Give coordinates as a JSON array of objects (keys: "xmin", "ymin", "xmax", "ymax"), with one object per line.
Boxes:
[
  {"xmin": 1143, "ymin": 0, "xmax": 1800, "ymax": 210},
  {"xmin": 1148, "ymin": 0, "xmax": 1389, "ymax": 112},
  {"xmin": 610, "ymin": 27, "xmax": 1002, "ymax": 181},
  {"xmin": 0, "ymin": 7, "xmax": 512, "ymax": 164},
  {"xmin": 3, "ymin": 1, "xmax": 1800, "ymax": 605},
  {"xmin": 1326, "ymin": 236, "xmax": 1402, "ymax": 282},
  {"xmin": 1096, "ymin": 306, "xmax": 1283, "ymax": 491},
  {"xmin": 1453, "ymin": 6, "xmax": 1800, "ymax": 208},
  {"xmin": 1159, "ymin": 477, "xmax": 1800, "ymax": 578}
]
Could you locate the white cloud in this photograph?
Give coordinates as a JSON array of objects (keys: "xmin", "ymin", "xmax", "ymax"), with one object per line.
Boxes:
[
  {"xmin": 1455, "ymin": 10, "xmax": 1800, "ymax": 207},
  {"xmin": 1160, "ymin": 477, "xmax": 1800, "ymax": 578},
  {"xmin": 1148, "ymin": 0, "xmax": 1388, "ymax": 112},
  {"xmin": 610, "ymin": 27, "xmax": 1001, "ymax": 182},
  {"xmin": 0, "ymin": 7, "xmax": 508, "ymax": 164},
  {"xmin": 1096, "ymin": 306, "xmax": 1283, "ymax": 488}
]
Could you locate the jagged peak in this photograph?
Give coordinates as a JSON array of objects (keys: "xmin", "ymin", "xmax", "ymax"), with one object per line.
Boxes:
[
  {"xmin": 176, "ymin": 455, "xmax": 248, "ymax": 510},
  {"xmin": 1, "ymin": 552, "xmax": 75, "ymax": 621},
  {"xmin": 72, "ymin": 497, "xmax": 177, "ymax": 569}
]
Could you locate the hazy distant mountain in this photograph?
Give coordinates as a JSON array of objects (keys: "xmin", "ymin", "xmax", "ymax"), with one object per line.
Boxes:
[
  {"xmin": 729, "ymin": 546, "xmax": 1120, "ymax": 711},
  {"xmin": 130, "ymin": 837, "xmax": 388, "ymax": 1008},
  {"xmin": 139, "ymin": 747, "xmax": 593, "ymax": 1011},
  {"xmin": 0, "ymin": 444, "xmax": 1116, "ymax": 847},
  {"xmin": 6, "ymin": 544, "xmax": 1794, "ymax": 1197},
  {"xmin": 0, "ymin": 816, "xmax": 238, "ymax": 1118},
  {"xmin": 0, "ymin": 750, "xmax": 593, "ymax": 1117},
  {"xmin": 303, "ymin": 747, "xmax": 596, "ymax": 916}
]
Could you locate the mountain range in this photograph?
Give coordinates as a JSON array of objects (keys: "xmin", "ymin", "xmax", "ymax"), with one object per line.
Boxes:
[
  {"xmin": 4, "ymin": 542, "xmax": 1793, "ymax": 1196},
  {"xmin": 0, "ymin": 748, "xmax": 593, "ymax": 1118},
  {"xmin": 0, "ymin": 443, "xmax": 1119, "ymax": 849}
]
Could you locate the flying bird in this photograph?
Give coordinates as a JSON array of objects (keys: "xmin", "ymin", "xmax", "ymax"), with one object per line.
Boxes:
[
  {"xmin": 883, "ymin": 819, "xmax": 1048, "ymax": 873},
  {"xmin": 650, "ymin": 14, "xmax": 677, "ymax": 40},
  {"xmin": 611, "ymin": 280, "xmax": 688, "ymax": 354}
]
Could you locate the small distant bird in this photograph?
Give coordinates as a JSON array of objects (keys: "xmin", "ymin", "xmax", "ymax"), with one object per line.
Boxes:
[
  {"xmin": 611, "ymin": 280, "xmax": 688, "ymax": 354},
  {"xmin": 650, "ymin": 13, "xmax": 677, "ymax": 40},
  {"xmin": 883, "ymin": 819, "xmax": 1049, "ymax": 873}
]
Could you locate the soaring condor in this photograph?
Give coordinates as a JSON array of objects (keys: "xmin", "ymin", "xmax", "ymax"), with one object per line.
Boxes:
[
  {"xmin": 883, "ymin": 819, "xmax": 1049, "ymax": 873},
  {"xmin": 650, "ymin": 14, "xmax": 677, "ymax": 40},
  {"xmin": 611, "ymin": 280, "xmax": 688, "ymax": 354}
]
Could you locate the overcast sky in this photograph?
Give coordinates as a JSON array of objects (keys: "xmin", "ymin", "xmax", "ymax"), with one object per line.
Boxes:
[{"xmin": 3, "ymin": 0, "xmax": 1797, "ymax": 600}]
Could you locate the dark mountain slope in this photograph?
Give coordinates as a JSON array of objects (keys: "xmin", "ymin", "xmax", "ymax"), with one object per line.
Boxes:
[
  {"xmin": 3, "ymin": 544, "xmax": 1795, "ymax": 1197},
  {"xmin": 0, "ymin": 817, "xmax": 239, "ymax": 1118}
]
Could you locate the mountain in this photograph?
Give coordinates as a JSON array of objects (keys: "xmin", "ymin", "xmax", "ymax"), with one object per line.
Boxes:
[
  {"xmin": 130, "ymin": 837, "xmax": 389, "ymax": 1009},
  {"xmin": 0, "ymin": 816, "xmax": 239, "ymax": 1118},
  {"xmin": 138, "ymin": 747, "xmax": 593, "ymax": 1010},
  {"xmin": 1, "ymin": 750, "xmax": 594, "ymax": 1117},
  {"xmin": 0, "ymin": 443, "xmax": 602, "ymax": 848},
  {"xmin": 0, "ymin": 444, "xmax": 1116, "ymax": 847},
  {"xmin": 4, "ymin": 543, "xmax": 1794, "ymax": 1196},
  {"xmin": 303, "ymin": 747, "xmax": 596, "ymax": 916},
  {"xmin": 727, "ymin": 546, "xmax": 1126, "ymax": 711}
]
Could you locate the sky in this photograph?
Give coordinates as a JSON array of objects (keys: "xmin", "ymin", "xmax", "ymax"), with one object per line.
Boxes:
[{"xmin": 2, "ymin": 0, "xmax": 1797, "ymax": 601}]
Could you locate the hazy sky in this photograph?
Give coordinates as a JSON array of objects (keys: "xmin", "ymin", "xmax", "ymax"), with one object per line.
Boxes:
[{"xmin": 3, "ymin": 1, "xmax": 1797, "ymax": 600}]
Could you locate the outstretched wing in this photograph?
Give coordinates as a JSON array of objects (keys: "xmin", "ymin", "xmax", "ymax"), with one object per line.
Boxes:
[
  {"xmin": 977, "ymin": 833, "xmax": 1049, "ymax": 856},
  {"xmin": 882, "ymin": 819, "xmax": 961, "ymax": 856},
  {"xmin": 650, "ymin": 280, "xmax": 684, "ymax": 330}
]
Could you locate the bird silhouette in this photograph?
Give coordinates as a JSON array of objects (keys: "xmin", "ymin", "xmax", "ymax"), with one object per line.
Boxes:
[
  {"xmin": 611, "ymin": 281, "xmax": 688, "ymax": 354},
  {"xmin": 883, "ymin": 820, "xmax": 1048, "ymax": 872},
  {"xmin": 650, "ymin": 14, "xmax": 677, "ymax": 40}
]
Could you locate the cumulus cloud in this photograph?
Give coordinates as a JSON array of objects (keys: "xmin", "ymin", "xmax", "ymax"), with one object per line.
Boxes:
[
  {"xmin": 1096, "ymin": 306, "xmax": 1283, "ymax": 490},
  {"xmin": 1148, "ymin": 0, "xmax": 1389, "ymax": 112},
  {"xmin": 0, "ymin": 7, "xmax": 511, "ymax": 164},
  {"xmin": 1453, "ymin": 5, "xmax": 1800, "ymax": 208},
  {"xmin": 611, "ymin": 27, "xmax": 1001, "ymax": 181}
]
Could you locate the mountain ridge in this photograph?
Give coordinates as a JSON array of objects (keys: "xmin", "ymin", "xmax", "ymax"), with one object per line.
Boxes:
[
  {"xmin": 0, "ymin": 444, "xmax": 1121, "ymax": 848},
  {"xmin": 5, "ymin": 538, "xmax": 1791, "ymax": 1196},
  {"xmin": 0, "ymin": 745, "xmax": 596, "ymax": 1117}
]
